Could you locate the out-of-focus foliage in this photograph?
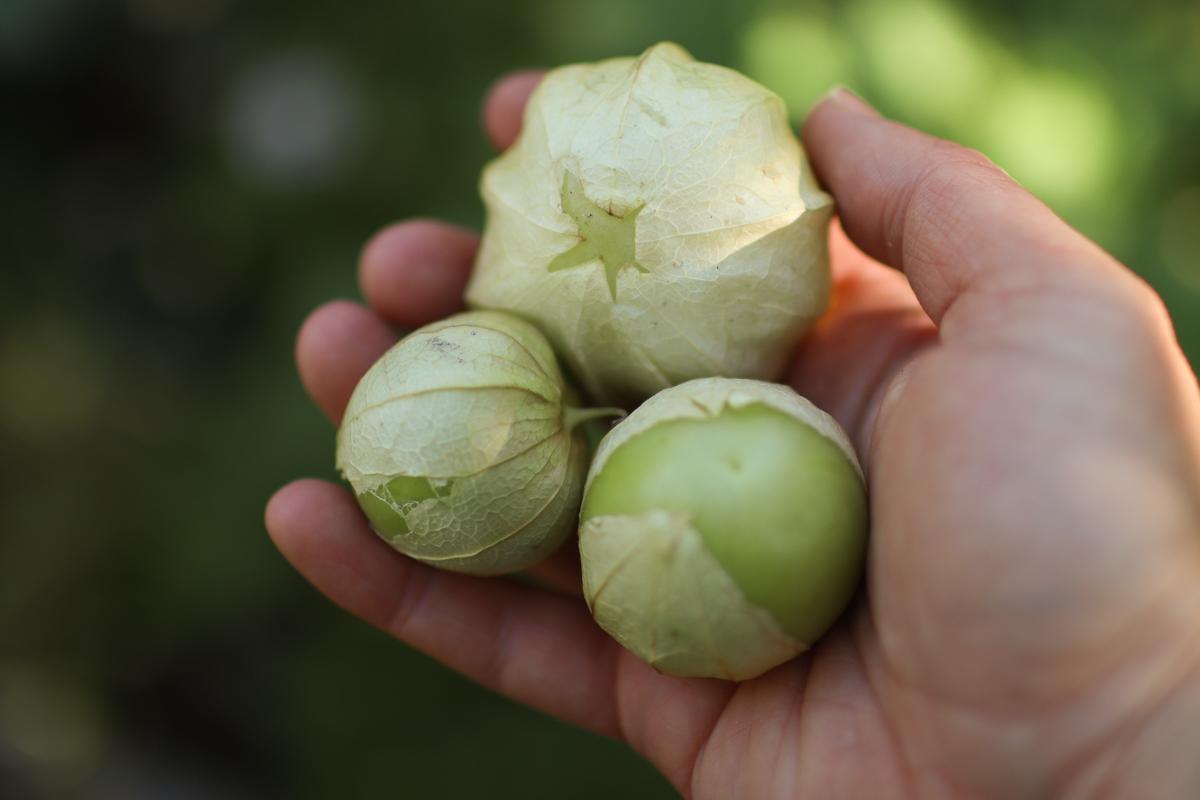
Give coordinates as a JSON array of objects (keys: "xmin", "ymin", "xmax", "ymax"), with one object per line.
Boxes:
[{"xmin": 1, "ymin": 0, "xmax": 1196, "ymax": 797}]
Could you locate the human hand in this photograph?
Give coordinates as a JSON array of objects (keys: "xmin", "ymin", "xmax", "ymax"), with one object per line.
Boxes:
[{"xmin": 265, "ymin": 78, "xmax": 1200, "ymax": 798}]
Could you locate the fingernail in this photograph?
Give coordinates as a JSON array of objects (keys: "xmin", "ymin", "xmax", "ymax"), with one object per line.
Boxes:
[{"xmin": 821, "ymin": 85, "xmax": 878, "ymax": 117}]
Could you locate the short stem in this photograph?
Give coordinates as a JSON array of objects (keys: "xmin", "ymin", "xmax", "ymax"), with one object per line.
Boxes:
[{"xmin": 563, "ymin": 405, "xmax": 626, "ymax": 431}]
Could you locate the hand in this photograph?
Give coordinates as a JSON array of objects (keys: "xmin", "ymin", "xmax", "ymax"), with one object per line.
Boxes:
[{"xmin": 265, "ymin": 79, "xmax": 1200, "ymax": 798}]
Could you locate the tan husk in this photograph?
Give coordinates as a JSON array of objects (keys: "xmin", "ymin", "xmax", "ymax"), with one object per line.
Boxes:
[
  {"xmin": 467, "ymin": 42, "xmax": 833, "ymax": 405},
  {"xmin": 336, "ymin": 311, "xmax": 590, "ymax": 575}
]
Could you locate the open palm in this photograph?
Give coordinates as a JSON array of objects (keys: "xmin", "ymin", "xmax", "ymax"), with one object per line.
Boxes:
[{"xmin": 266, "ymin": 79, "xmax": 1200, "ymax": 798}]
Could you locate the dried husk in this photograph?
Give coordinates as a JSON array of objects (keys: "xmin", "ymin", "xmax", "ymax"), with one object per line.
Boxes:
[
  {"xmin": 337, "ymin": 311, "xmax": 589, "ymax": 575},
  {"xmin": 467, "ymin": 42, "xmax": 834, "ymax": 405}
]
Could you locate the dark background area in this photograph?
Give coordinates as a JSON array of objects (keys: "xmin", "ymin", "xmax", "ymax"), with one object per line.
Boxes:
[{"xmin": 2, "ymin": 0, "xmax": 1198, "ymax": 797}]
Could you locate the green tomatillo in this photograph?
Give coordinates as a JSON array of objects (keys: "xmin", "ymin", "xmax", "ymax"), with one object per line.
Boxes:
[
  {"xmin": 579, "ymin": 377, "xmax": 868, "ymax": 681},
  {"xmin": 336, "ymin": 310, "xmax": 619, "ymax": 575},
  {"xmin": 467, "ymin": 42, "xmax": 834, "ymax": 406}
]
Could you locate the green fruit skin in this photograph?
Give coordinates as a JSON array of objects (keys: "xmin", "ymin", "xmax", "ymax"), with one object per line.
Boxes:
[{"xmin": 581, "ymin": 402, "xmax": 867, "ymax": 646}]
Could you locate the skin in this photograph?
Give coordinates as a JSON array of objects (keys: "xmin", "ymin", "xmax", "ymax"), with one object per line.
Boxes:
[{"xmin": 266, "ymin": 79, "xmax": 1200, "ymax": 798}]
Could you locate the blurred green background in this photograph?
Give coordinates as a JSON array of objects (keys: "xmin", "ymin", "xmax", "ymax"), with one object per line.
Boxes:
[{"xmin": 2, "ymin": 0, "xmax": 1197, "ymax": 796}]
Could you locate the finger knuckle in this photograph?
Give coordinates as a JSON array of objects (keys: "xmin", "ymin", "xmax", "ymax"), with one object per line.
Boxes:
[{"xmin": 887, "ymin": 144, "xmax": 1011, "ymax": 268}]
